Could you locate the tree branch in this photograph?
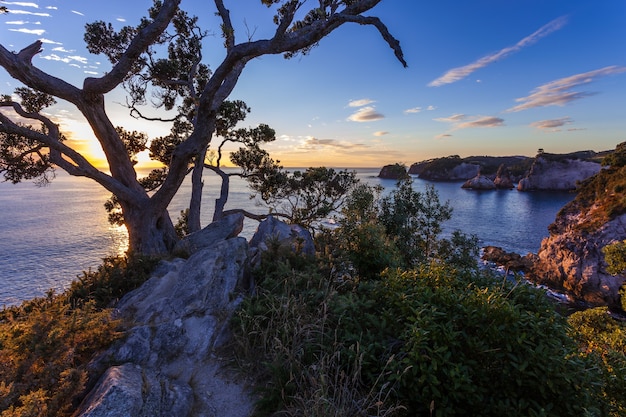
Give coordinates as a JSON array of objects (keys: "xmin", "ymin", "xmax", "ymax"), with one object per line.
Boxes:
[
  {"xmin": 83, "ymin": 0, "xmax": 182, "ymax": 94},
  {"xmin": 215, "ymin": 0, "xmax": 235, "ymax": 50}
]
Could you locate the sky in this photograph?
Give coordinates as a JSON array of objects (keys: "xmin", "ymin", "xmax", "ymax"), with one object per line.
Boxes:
[{"xmin": 1, "ymin": 0, "xmax": 625, "ymax": 168}]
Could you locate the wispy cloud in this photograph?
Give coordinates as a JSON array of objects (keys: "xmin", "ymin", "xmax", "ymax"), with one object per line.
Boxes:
[
  {"xmin": 349, "ymin": 98, "xmax": 375, "ymax": 107},
  {"xmin": 506, "ymin": 66, "xmax": 626, "ymax": 112},
  {"xmin": 434, "ymin": 114, "xmax": 466, "ymax": 123},
  {"xmin": 7, "ymin": 10, "xmax": 51, "ymax": 17},
  {"xmin": 347, "ymin": 106, "xmax": 384, "ymax": 122},
  {"xmin": 41, "ymin": 53, "xmax": 89, "ymax": 65},
  {"xmin": 4, "ymin": 2, "xmax": 39, "ymax": 7},
  {"xmin": 8, "ymin": 27, "xmax": 44, "ymax": 35},
  {"xmin": 434, "ymin": 114, "xmax": 504, "ymax": 138},
  {"xmin": 404, "ymin": 107, "xmax": 422, "ymax": 114},
  {"xmin": 429, "ymin": 16, "xmax": 568, "ymax": 87},
  {"xmin": 457, "ymin": 116, "xmax": 504, "ymax": 129},
  {"xmin": 374, "ymin": 131, "xmax": 389, "ymax": 136},
  {"xmin": 300, "ymin": 137, "xmax": 370, "ymax": 150},
  {"xmin": 71, "ymin": 10, "xmax": 85, "ymax": 16},
  {"xmin": 530, "ymin": 117, "xmax": 572, "ymax": 131},
  {"xmin": 39, "ymin": 38, "xmax": 62, "ymax": 45}
]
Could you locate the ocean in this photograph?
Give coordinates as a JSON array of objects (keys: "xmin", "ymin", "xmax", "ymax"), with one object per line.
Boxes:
[{"xmin": 0, "ymin": 168, "xmax": 574, "ymax": 306}]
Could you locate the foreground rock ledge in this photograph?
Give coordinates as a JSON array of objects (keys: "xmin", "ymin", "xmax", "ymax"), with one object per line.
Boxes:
[{"xmin": 77, "ymin": 214, "xmax": 256, "ymax": 417}]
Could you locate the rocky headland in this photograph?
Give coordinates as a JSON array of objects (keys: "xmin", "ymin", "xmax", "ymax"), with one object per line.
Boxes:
[
  {"xmin": 483, "ymin": 143, "xmax": 626, "ymax": 311},
  {"xmin": 408, "ymin": 151, "xmax": 607, "ymax": 192},
  {"xmin": 517, "ymin": 153, "xmax": 602, "ymax": 191}
]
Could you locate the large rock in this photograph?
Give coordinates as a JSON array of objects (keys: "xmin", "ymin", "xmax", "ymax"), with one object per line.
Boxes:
[
  {"xmin": 529, "ymin": 211, "xmax": 626, "ymax": 309},
  {"xmin": 76, "ymin": 237, "xmax": 255, "ymax": 417},
  {"xmin": 493, "ymin": 164, "xmax": 514, "ymax": 189},
  {"xmin": 517, "ymin": 156, "xmax": 601, "ymax": 191},
  {"xmin": 461, "ymin": 172, "xmax": 496, "ymax": 190},
  {"xmin": 173, "ymin": 212, "xmax": 244, "ymax": 255}
]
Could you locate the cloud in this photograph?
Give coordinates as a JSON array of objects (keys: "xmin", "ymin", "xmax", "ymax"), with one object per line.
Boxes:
[
  {"xmin": 52, "ymin": 46, "xmax": 73, "ymax": 53},
  {"xmin": 506, "ymin": 66, "xmax": 626, "ymax": 112},
  {"xmin": 404, "ymin": 107, "xmax": 422, "ymax": 114},
  {"xmin": 347, "ymin": 106, "xmax": 384, "ymax": 122},
  {"xmin": 434, "ymin": 113, "xmax": 466, "ymax": 123},
  {"xmin": 39, "ymin": 38, "xmax": 62, "ymax": 45},
  {"xmin": 300, "ymin": 137, "xmax": 370, "ymax": 150},
  {"xmin": 4, "ymin": 2, "xmax": 39, "ymax": 7},
  {"xmin": 426, "ymin": 105, "xmax": 436, "ymax": 111},
  {"xmin": 434, "ymin": 114, "xmax": 503, "ymax": 138},
  {"xmin": 117, "ymin": 18, "xmax": 127, "ymax": 22},
  {"xmin": 8, "ymin": 28, "xmax": 44, "ymax": 35},
  {"xmin": 429, "ymin": 16, "xmax": 568, "ymax": 87},
  {"xmin": 7, "ymin": 10, "xmax": 51, "ymax": 17},
  {"xmin": 457, "ymin": 116, "xmax": 504, "ymax": 129},
  {"xmin": 349, "ymin": 98, "xmax": 375, "ymax": 107},
  {"xmin": 71, "ymin": 10, "xmax": 85, "ymax": 16},
  {"xmin": 530, "ymin": 116, "xmax": 572, "ymax": 130},
  {"xmin": 41, "ymin": 53, "xmax": 89, "ymax": 65},
  {"xmin": 374, "ymin": 131, "xmax": 389, "ymax": 136}
]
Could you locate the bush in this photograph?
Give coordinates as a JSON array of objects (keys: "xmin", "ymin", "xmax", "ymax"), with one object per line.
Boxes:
[
  {"xmin": 0, "ymin": 255, "xmax": 159, "ymax": 417},
  {"xmin": 568, "ymin": 308, "xmax": 626, "ymax": 416},
  {"xmin": 233, "ymin": 257, "xmax": 604, "ymax": 416}
]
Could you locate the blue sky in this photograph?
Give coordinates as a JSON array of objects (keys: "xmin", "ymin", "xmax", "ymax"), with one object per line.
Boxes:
[{"xmin": 1, "ymin": 0, "xmax": 625, "ymax": 168}]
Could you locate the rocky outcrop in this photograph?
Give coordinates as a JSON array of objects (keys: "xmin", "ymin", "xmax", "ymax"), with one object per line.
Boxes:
[
  {"xmin": 412, "ymin": 155, "xmax": 530, "ymax": 181},
  {"xmin": 529, "ymin": 211, "xmax": 626, "ymax": 309},
  {"xmin": 76, "ymin": 215, "xmax": 316, "ymax": 416},
  {"xmin": 378, "ymin": 163, "xmax": 409, "ymax": 179},
  {"xmin": 461, "ymin": 172, "xmax": 496, "ymax": 190},
  {"xmin": 248, "ymin": 215, "xmax": 315, "ymax": 269},
  {"xmin": 482, "ymin": 246, "xmax": 534, "ymax": 273},
  {"xmin": 517, "ymin": 156, "xmax": 601, "ymax": 191},
  {"xmin": 77, "ymin": 236, "xmax": 255, "ymax": 417},
  {"xmin": 524, "ymin": 144, "xmax": 626, "ymax": 310},
  {"xmin": 493, "ymin": 164, "xmax": 514, "ymax": 189}
]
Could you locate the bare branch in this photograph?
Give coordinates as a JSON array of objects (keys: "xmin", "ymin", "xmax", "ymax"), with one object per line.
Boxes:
[
  {"xmin": 340, "ymin": 14, "xmax": 407, "ymax": 67},
  {"xmin": 17, "ymin": 40, "xmax": 42, "ymax": 63}
]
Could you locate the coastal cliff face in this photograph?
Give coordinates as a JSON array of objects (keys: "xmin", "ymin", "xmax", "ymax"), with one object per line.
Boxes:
[
  {"xmin": 528, "ymin": 146, "xmax": 626, "ymax": 309},
  {"xmin": 530, "ymin": 209, "xmax": 626, "ymax": 308},
  {"xmin": 517, "ymin": 155, "xmax": 601, "ymax": 191}
]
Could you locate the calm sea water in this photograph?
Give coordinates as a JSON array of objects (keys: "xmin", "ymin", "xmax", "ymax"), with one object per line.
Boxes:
[{"xmin": 0, "ymin": 168, "xmax": 574, "ymax": 305}]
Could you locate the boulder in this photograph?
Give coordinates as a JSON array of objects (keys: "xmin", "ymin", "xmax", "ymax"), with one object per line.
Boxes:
[
  {"xmin": 76, "ymin": 237, "xmax": 255, "ymax": 417},
  {"xmin": 173, "ymin": 212, "xmax": 244, "ymax": 256},
  {"xmin": 482, "ymin": 246, "xmax": 534, "ymax": 273},
  {"xmin": 517, "ymin": 157, "xmax": 601, "ymax": 191},
  {"xmin": 461, "ymin": 173, "xmax": 496, "ymax": 190},
  {"xmin": 493, "ymin": 164, "xmax": 514, "ymax": 189}
]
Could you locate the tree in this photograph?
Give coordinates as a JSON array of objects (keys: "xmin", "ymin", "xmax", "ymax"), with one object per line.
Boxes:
[{"xmin": 0, "ymin": 0, "xmax": 406, "ymax": 256}]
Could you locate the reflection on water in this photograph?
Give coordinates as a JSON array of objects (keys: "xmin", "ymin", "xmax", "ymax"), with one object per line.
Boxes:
[{"xmin": 0, "ymin": 168, "xmax": 575, "ymax": 305}]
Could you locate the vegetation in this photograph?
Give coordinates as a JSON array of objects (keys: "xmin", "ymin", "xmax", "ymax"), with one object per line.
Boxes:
[
  {"xmin": 0, "ymin": 0, "xmax": 406, "ymax": 256},
  {"xmin": 231, "ymin": 177, "xmax": 619, "ymax": 417},
  {"xmin": 0, "ymin": 255, "xmax": 159, "ymax": 416}
]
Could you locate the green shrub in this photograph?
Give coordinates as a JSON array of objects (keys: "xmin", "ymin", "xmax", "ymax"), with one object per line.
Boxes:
[
  {"xmin": 0, "ymin": 255, "xmax": 159, "ymax": 416},
  {"xmin": 568, "ymin": 307, "xmax": 626, "ymax": 416}
]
